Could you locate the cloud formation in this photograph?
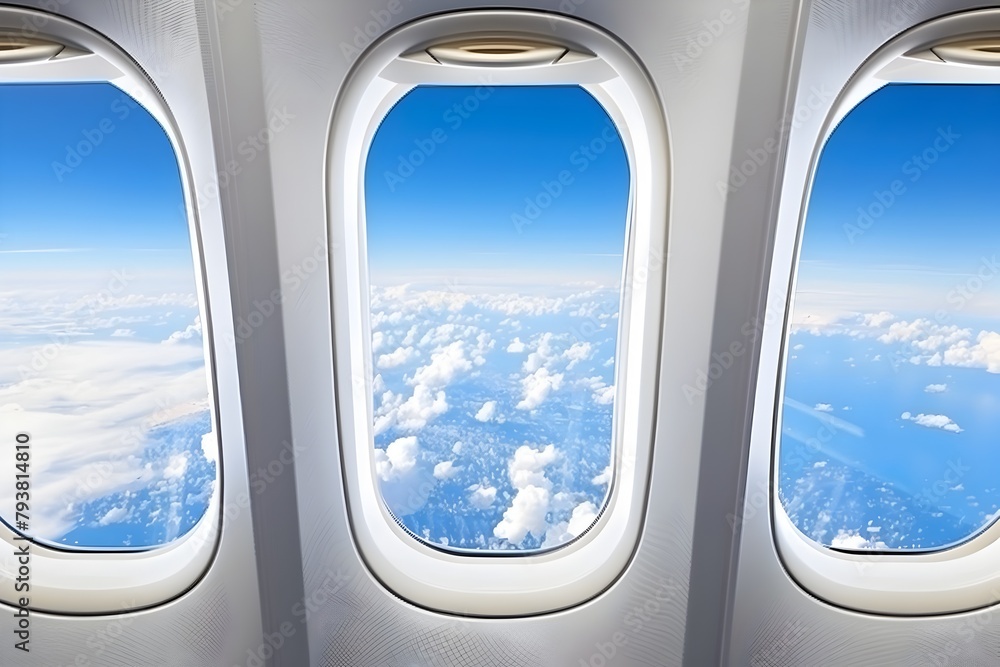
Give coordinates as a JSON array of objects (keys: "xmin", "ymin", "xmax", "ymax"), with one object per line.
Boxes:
[
  {"xmin": 474, "ymin": 400, "xmax": 497, "ymax": 422},
  {"xmin": 494, "ymin": 444, "xmax": 558, "ymax": 545},
  {"xmin": 901, "ymin": 411, "xmax": 963, "ymax": 433}
]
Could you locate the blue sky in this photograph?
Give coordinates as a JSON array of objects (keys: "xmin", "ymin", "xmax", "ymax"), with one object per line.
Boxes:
[
  {"xmin": 0, "ymin": 83, "xmax": 190, "ymax": 276},
  {"xmin": 365, "ymin": 85, "xmax": 629, "ymax": 289},
  {"xmin": 798, "ymin": 84, "xmax": 1000, "ymax": 311},
  {"xmin": 0, "ymin": 82, "xmax": 213, "ymax": 549},
  {"xmin": 364, "ymin": 85, "xmax": 627, "ymax": 550},
  {"xmin": 782, "ymin": 84, "xmax": 1000, "ymax": 550}
]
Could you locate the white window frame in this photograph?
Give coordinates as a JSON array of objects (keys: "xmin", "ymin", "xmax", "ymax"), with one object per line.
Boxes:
[
  {"xmin": 0, "ymin": 8, "xmax": 222, "ymax": 614},
  {"xmin": 768, "ymin": 8, "xmax": 1000, "ymax": 616},
  {"xmin": 327, "ymin": 10, "xmax": 668, "ymax": 616}
]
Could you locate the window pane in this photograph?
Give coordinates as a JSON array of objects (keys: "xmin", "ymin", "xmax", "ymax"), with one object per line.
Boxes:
[
  {"xmin": 780, "ymin": 84, "xmax": 1000, "ymax": 551},
  {"xmin": 0, "ymin": 83, "xmax": 216, "ymax": 549},
  {"xmin": 365, "ymin": 85, "xmax": 629, "ymax": 551}
]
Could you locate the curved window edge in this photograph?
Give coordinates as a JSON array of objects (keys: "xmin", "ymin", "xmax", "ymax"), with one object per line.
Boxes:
[
  {"xmin": 328, "ymin": 10, "xmax": 668, "ymax": 617},
  {"xmin": 768, "ymin": 8, "xmax": 1000, "ymax": 616},
  {"xmin": 0, "ymin": 7, "xmax": 223, "ymax": 615}
]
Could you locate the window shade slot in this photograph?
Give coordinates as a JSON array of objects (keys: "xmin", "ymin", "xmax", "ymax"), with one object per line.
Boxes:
[{"xmin": 0, "ymin": 35, "xmax": 67, "ymax": 64}]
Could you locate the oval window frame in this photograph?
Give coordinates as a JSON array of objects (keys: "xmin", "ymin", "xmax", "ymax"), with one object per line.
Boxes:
[
  {"xmin": 0, "ymin": 7, "xmax": 223, "ymax": 614},
  {"xmin": 327, "ymin": 10, "xmax": 668, "ymax": 616},
  {"xmin": 770, "ymin": 8, "xmax": 1000, "ymax": 616}
]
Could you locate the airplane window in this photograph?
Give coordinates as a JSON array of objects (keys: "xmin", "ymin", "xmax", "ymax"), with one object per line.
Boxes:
[
  {"xmin": 779, "ymin": 83, "xmax": 1000, "ymax": 552},
  {"xmin": 0, "ymin": 82, "xmax": 217, "ymax": 550},
  {"xmin": 364, "ymin": 85, "xmax": 628, "ymax": 551}
]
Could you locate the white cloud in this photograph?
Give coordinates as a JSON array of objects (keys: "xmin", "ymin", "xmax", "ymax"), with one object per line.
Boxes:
[
  {"xmin": 468, "ymin": 483, "xmax": 497, "ymax": 509},
  {"xmin": 563, "ymin": 341, "xmax": 593, "ymax": 369},
  {"xmin": 862, "ymin": 311, "xmax": 895, "ymax": 328},
  {"xmin": 97, "ymin": 506, "xmax": 131, "ymax": 526},
  {"xmin": 164, "ymin": 453, "xmax": 189, "ymax": 480},
  {"xmin": 879, "ymin": 319, "xmax": 970, "ymax": 353},
  {"xmin": 201, "ymin": 431, "xmax": 218, "ymax": 465},
  {"xmin": 580, "ymin": 376, "xmax": 614, "ymax": 406},
  {"xmin": 493, "ymin": 444, "xmax": 559, "ymax": 545},
  {"xmin": 474, "ymin": 400, "xmax": 497, "ymax": 422},
  {"xmin": 162, "ymin": 316, "xmax": 202, "ymax": 344},
  {"xmin": 493, "ymin": 485, "xmax": 550, "ymax": 545},
  {"xmin": 942, "ymin": 331, "xmax": 1000, "ymax": 373},
  {"xmin": 792, "ymin": 344, "xmax": 804, "ymax": 351},
  {"xmin": 567, "ymin": 501, "xmax": 598, "ymax": 535},
  {"xmin": 371, "ymin": 331, "xmax": 386, "ymax": 353},
  {"xmin": 99, "ymin": 293, "xmax": 198, "ymax": 312},
  {"xmin": 111, "ymin": 329, "xmax": 135, "ymax": 337},
  {"xmin": 377, "ymin": 345, "xmax": 416, "ymax": 369},
  {"xmin": 924, "ymin": 383, "xmax": 947, "ymax": 393},
  {"xmin": 516, "ymin": 367, "xmax": 564, "ymax": 410},
  {"xmin": 410, "ymin": 340, "xmax": 472, "ymax": 389},
  {"xmin": 814, "ymin": 403, "xmax": 833, "ymax": 413},
  {"xmin": 796, "ymin": 311, "xmax": 1000, "ymax": 378},
  {"xmin": 901, "ymin": 411, "xmax": 963, "ymax": 433},
  {"xmin": 542, "ymin": 501, "xmax": 599, "ymax": 548},
  {"xmin": 395, "ymin": 385, "xmax": 449, "ymax": 431},
  {"xmin": 401, "ymin": 325, "xmax": 419, "ymax": 346},
  {"xmin": 591, "ymin": 464, "xmax": 612, "ymax": 485},
  {"xmin": 433, "ymin": 460, "xmax": 461, "ymax": 481},
  {"xmin": 507, "ymin": 444, "xmax": 558, "ymax": 490},
  {"xmin": 523, "ymin": 332, "xmax": 558, "ymax": 373},
  {"xmin": 830, "ymin": 529, "xmax": 887, "ymax": 550},
  {"xmin": 593, "ymin": 384, "xmax": 615, "ymax": 405},
  {"xmin": 370, "ymin": 285, "xmax": 569, "ymax": 318},
  {"xmin": 419, "ymin": 323, "xmax": 464, "ymax": 348},
  {"xmin": 506, "ymin": 337, "xmax": 526, "ymax": 353},
  {"xmin": 0, "ymin": 339, "xmax": 212, "ymax": 540},
  {"xmin": 374, "ymin": 436, "xmax": 419, "ymax": 482}
]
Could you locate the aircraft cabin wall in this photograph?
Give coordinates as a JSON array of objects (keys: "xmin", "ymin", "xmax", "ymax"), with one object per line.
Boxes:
[
  {"xmin": 728, "ymin": 1, "xmax": 1000, "ymax": 666},
  {"xmin": 1, "ymin": 0, "xmax": 997, "ymax": 666}
]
